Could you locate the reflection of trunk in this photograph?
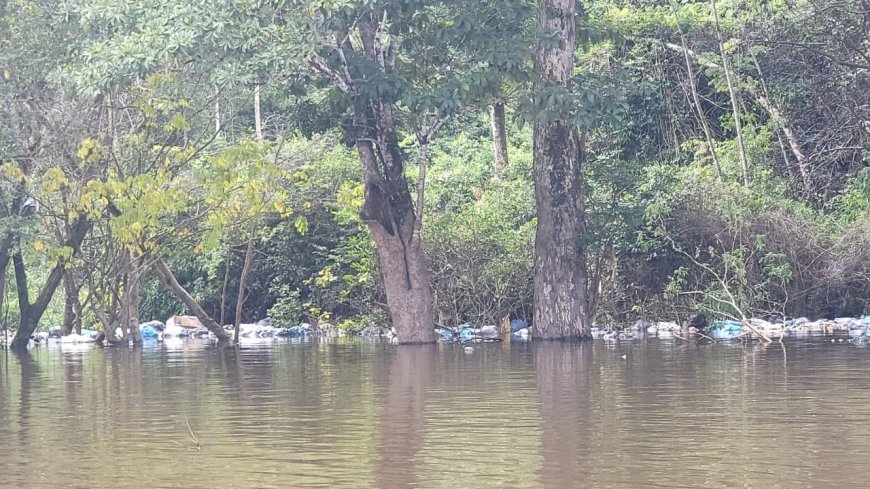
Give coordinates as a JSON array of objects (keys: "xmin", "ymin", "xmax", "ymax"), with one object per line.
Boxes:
[
  {"xmin": 353, "ymin": 97, "xmax": 436, "ymax": 344},
  {"xmin": 234, "ymin": 227, "xmax": 257, "ymax": 343},
  {"xmin": 375, "ymin": 346, "xmax": 436, "ymax": 487},
  {"xmin": 532, "ymin": 0, "xmax": 590, "ymax": 339},
  {"xmin": 15, "ymin": 351, "xmax": 38, "ymax": 450},
  {"xmin": 535, "ymin": 342, "xmax": 593, "ymax": 488},
  {"xmin": 10, "ymin": 216, "xmax": 91, "ymax": 350},
  {"xmin": 490, "ymin": 101, "xmax": 509, "ymax": 173},
  {"xmin": 0, "ymin": 247, "xmax": 7, "ymax": 325},
  {"xmin": 152, "ymin": 257, "xmax": 228, "ymax": 341}
]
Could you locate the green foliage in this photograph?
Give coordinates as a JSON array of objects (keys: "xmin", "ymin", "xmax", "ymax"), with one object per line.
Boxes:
[{"xmin": 267, "ymin": 285, "xmax": 303, "ymax": 327}]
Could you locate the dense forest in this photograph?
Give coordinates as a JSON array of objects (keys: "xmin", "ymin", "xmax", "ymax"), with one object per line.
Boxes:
[{"xmin": 1, "ymin": 0, "xmax": 867, "ymax": 349}]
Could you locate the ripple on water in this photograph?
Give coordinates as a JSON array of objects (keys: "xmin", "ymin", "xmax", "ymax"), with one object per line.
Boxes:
[{"xmin": 2, "ymin": 338, "xmax": 870, "ymax": 488}]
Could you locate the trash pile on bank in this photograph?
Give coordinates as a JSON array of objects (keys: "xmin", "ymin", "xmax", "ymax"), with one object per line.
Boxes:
[
  {"xmin": 1, "ymin": 315, "xmax": 315, "ymax": 348},
  {"xmin": 4, "ymin": 313, "xmax": 870, "ymax": 348},
  {"xmin": 434, "ymin": 314, "xmax": 870, "ymax": 343},
  {"xmin": 436, "ymin": 320, "xmax": 529, "ymax": 343},
  {"xmin": 590, "ymin": 315, "xmax": 870, "ymax": 342}
]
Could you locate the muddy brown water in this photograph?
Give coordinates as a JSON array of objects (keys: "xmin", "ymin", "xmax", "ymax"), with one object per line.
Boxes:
[{"xmin": 1, "ymin": 338, "xmax": 870, "ymax": 488}]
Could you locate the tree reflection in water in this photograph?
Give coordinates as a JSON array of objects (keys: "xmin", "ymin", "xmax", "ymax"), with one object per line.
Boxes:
[
  {"xmin": 375, "ymin": 345, "xmax": 437, "ymax": 488},
  {"xmin": 535, "ymin": 341, "xmax": 594, "ymax": 488}
]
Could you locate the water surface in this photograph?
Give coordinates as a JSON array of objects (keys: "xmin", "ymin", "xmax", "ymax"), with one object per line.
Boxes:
[{"xmin": 1, "ymin": 338, "xmax": 869, "ymax": 488}]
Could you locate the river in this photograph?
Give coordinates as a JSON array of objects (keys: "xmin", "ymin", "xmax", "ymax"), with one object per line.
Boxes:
[{"xmin": 1, "ymin": 338, "xmax": 869, "ymax": 488}]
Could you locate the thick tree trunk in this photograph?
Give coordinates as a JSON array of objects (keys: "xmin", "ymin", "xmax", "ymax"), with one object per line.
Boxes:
[
  {"xmin": 352, "ymin": 101, "xmax": 436, "ymax": 344},
  {"xmin": 490, "ymin": 102, "xmax": 509, "ymax": 173},
  {"xmin": 531, "ymin": 0, "xmax": 591, "ymax": 340},
  {"xmin": 312, "ymin": 15, "xmax": 437, "ymax": 343},
  {"xmin": 152, "ymin": 257, "xmax": 228, "ymax": 341}
]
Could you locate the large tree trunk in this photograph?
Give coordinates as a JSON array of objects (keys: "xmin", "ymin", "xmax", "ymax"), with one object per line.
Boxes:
[
  {"xmin": 10, "ymin": 216, "xmax": 91, "ymax": 350},
  {"xmin": 151, "ymin": 257, "xmax": 228, "ymax": 341},
  {"xmin": 531, "ymin": 0, "xmax": 591, "ymax": 340},
  {"xmin": 310, "ymin": 14, "xmax": 437, "ymax": 343},
  {"xmin": 351, "ymin": 101, "xmax": 436, "ymax": 344},
  {"xmin": 490, "ymin": 101, "xmax": 509, "ymax": 173}
]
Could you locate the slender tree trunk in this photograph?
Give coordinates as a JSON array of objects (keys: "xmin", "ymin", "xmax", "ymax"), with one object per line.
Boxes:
[
  {"xmin": 749, "ymin": 53, "xmax": 812, "ymax": 194},
  {"xmin": 253, "ymin": 84, "xmax": 263, "ymax": 142},
  {"xmin": 659, "ymin": 38, "xmax": 810, "ymax": 191},
  {"xmin": 234, "ymin": 225, "xmax": 257, "ymax": 344},
  {"xmin": 10, "ymin": 217, "xmax": 90, "ymax": 350},
  {"xmin": 490, "ymin": 101, "xmax": 509, "ymax": 173},
  {"xmin": 670, "ymin": 0, "xmax": 722, "ymax": 179},
  {"xmin": 0, "ymin": 222, "xmax": 10, "ymax": 332},
  {"xmin": 531, "ymin": 0, "xmax": 590, "ymax": 340},
  {"xmin": 124, "ymin": 251, "xmax": 142, "ymax": 345},
  {"xmin": 151, "ymin": 257, "xmax": 228, "ymax": 341},
  {"xmin": 62, "ymin": 270, "xmax": 78, "ymax": 335},
  {"xmin": 219, "ymin": 248, "xmax": 231, "ymax": 326},
  {"xmin": 711, "ymin": 0, "xmax": 749, "ymax": 186},
  {"xmin": 214, "ymin": 87, "xmax": 221, "ymax": 134}
]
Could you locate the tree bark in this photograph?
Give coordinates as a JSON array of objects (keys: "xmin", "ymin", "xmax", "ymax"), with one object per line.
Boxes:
[
  {"xmin": 531, "ymin": 0, "xmax": 591, "ymax": 340},
  {"xmin": 490, "ymin": 101, "xmax": 509, "ymax": 173},
  {"xmin": 355, "ymin": 125, "xmax": 437, "ymax": 343},
  {"xmin": 669, "ymin": 0, "xmax": 722, "ymax": 180},
  {"xmin": 347, "ymin": 19, "xmax": 437, "ymax": 344},
  {"xmin": 123, "ymin": 251, "xmax": 142, "ymax": 345},
  {"xmin": 711, "ymin": 0, "xmax": 749, "ymax": 187},
  {"xmin": 151, "ymin": 257, "xmax": 228, "ymax": 341},
  {"xmin": 254, "ymin": 84, "xmax": 263, "ymax": 142},
  {"xmin": 234, "ymin": 226, "xmax": 257, "ymax": 343},
  {"xmin": 10, "ymin": 216, "xmax": 91, "ymax": 350},
  {"xmin": 309, "ymin": 14, "xmax": 437, "ymax": 343},
  {"xmin": 62, "ymin": 270, "xmax": 79, "ymax": 335}
]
